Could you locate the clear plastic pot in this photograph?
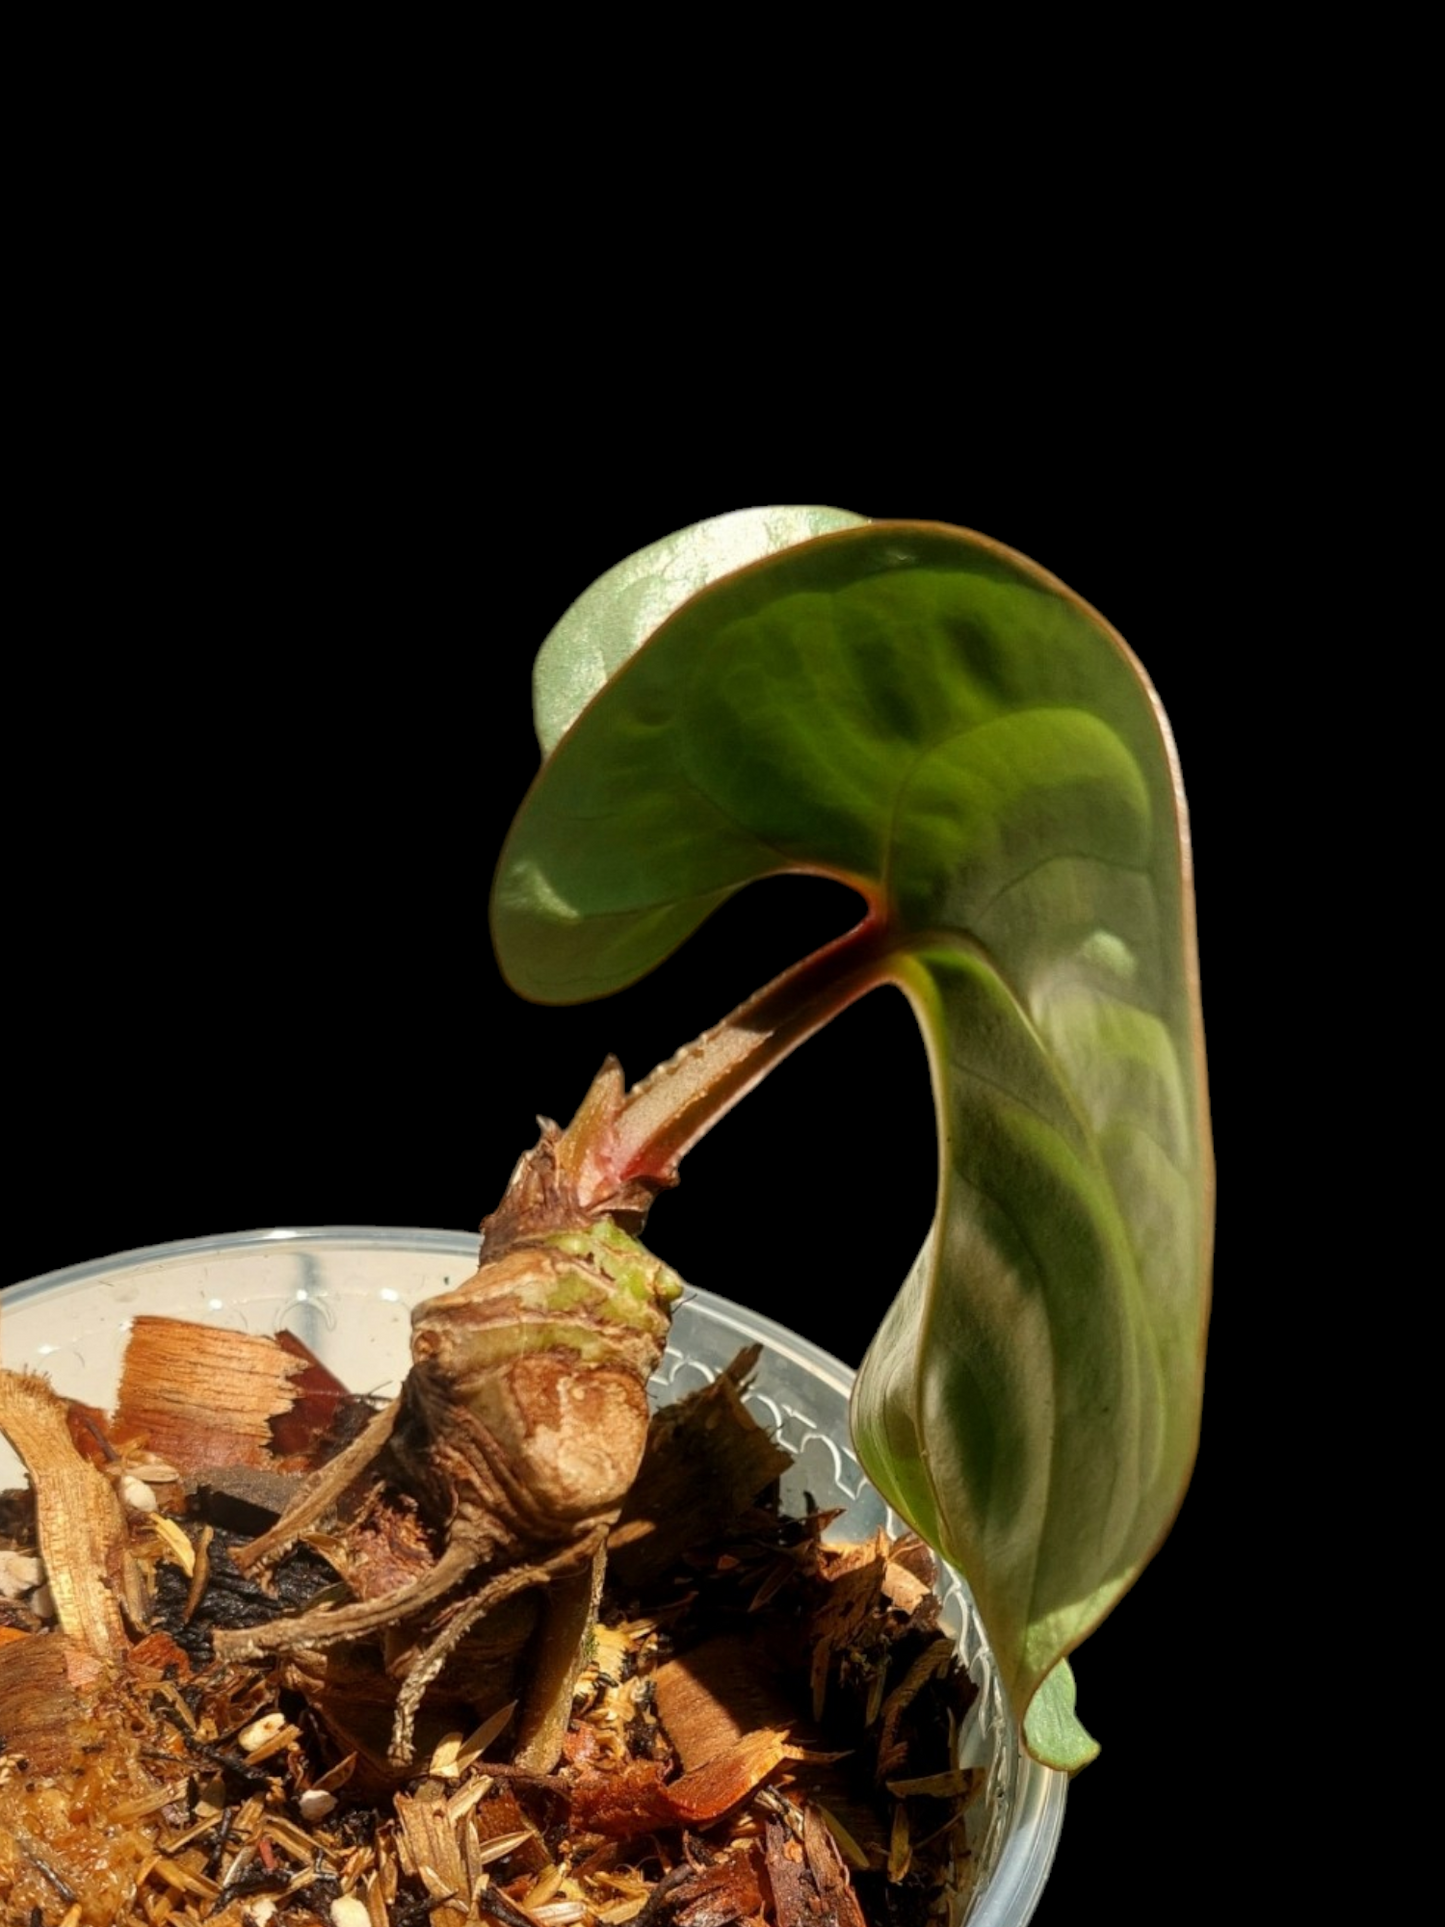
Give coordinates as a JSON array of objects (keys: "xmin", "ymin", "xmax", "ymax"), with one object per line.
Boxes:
[{"xmin": 0, "ymin": 1227, "xmax": 1065, "ymax": 1924}]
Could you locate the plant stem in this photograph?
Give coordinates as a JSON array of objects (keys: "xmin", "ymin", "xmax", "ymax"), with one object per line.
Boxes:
[{"xmin": 611, "ymin": 915, "xmax": 893, "ymax": 1187}]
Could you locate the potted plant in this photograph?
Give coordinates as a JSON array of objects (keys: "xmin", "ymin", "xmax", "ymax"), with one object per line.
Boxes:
[
  {"xmin": 487, "ymin": 505, "xmax": 1212, "ymax": 1922},
  {"xmin": 2, "ymin": 504, "xmax": 1209, "ymax": 1919}
]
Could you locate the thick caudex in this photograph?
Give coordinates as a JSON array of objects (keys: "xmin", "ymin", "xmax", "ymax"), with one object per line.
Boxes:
[{"xmin": 216, "ymin": 1062, "xmax": 683, "ymax": 1763}]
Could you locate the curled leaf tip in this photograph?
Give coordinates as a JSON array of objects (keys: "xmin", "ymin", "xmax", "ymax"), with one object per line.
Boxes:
[{"xmin": 1021, "ymin": 1658, "xmax": 1100, "ymax": 1773}]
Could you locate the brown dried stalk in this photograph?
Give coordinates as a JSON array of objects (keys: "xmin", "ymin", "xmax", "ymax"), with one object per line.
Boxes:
[{"xmin": 0, "ymin": 1369, "xmax": 141, "ymax": 1660}]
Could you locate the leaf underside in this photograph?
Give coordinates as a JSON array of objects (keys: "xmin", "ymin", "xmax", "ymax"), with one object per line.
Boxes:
[{"xmin": 492, "ymin": 515, "xmax": 1211, "ymax": 1749}]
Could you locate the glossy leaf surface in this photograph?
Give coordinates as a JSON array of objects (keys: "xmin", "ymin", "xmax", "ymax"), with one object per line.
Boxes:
[
  {"xmin": 492, "ymin": 520, "xmax": 1211, "ymax": 1740},
  {"xmin": 532, "ymin": 505, "xmax": 867, "ymax": 756}
]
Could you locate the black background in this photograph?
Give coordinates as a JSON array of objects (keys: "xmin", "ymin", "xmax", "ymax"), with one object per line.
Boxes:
[{"xmin": 6, "ymin": 443, "xmax": 1227, "ymax": 1920}]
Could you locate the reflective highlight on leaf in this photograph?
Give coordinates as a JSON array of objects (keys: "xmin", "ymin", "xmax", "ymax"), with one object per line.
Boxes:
[{"xmin": 532, "ymin": 505, "xmax": 868, "ymax": 755}]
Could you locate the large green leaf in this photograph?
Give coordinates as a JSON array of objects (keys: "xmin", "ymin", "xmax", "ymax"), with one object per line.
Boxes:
[{"xmin": 491, "ymin": 519, "xmax": 1211, "ymax": 1744}]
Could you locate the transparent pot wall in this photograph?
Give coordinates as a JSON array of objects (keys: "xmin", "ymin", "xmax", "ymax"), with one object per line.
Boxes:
[{"xmin": 0, "ymin": 1228, "xmax": 1065, "ymax": 1926}]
